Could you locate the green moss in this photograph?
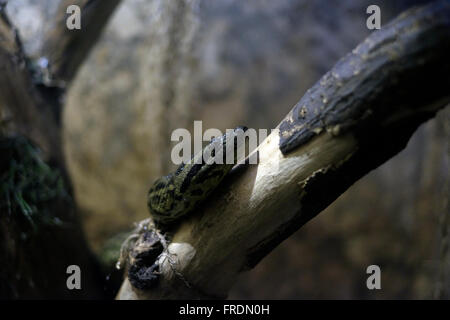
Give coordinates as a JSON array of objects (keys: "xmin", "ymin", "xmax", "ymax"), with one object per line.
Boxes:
[
  {"xmin": 0, "ymin": 136, "xmax": 70, "ymax": 234},
  {"xmin": 98, "ymin": 231, "xmax": 131, "ymax": 269}
]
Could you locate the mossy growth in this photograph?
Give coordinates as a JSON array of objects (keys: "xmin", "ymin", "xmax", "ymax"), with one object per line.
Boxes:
[
  {"xmin": 0, "ymin": 136, "xmax": 70, "ymax": 235},
  {"xmin": 99, "ymin": 231, "xmax": 131, "ymax": 269}
]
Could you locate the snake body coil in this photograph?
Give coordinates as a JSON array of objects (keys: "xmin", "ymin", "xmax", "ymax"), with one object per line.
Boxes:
[{"xmin": 147, "ymin": 126, "xmax": 247, "ymax": 228}]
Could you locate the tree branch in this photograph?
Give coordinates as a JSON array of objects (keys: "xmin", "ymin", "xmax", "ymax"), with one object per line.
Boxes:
[
  {"xmin": 0, "ymin": 1, "xmax": 122, "ymax": 298},
  {"xmin": 0, "ymin": 7, "xmax": 62, "ymax": 162},
  {"xmin": 42, "ymin": 0, "xmax": 122, "ymax": 84},
  {"xmin": 117, "ymin": 0, "xmax": 450, "ymax": 299},
  {"xmin": 0, "ymin": 1, "xmax": 122, "ymax": 164}
]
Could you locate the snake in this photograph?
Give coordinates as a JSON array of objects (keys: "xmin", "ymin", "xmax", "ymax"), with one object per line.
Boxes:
[
  {"xmin": 147, "ymin": 126, "xmax": 247, "ymax": 229},
  {"xmin": 122, "ymin": 126, "xmax": 247, "ymax": 289}
]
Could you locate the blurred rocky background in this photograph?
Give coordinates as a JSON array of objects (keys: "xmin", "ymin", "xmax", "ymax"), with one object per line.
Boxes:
[{"xmin": 5, "ymin": 0, "xmax": 448, "ymax": 298}]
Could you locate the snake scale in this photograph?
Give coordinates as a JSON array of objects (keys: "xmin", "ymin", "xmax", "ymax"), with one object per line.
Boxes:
[{"xmin": 147, "ymin": 126, "xmax": 247, "ymax": 229}]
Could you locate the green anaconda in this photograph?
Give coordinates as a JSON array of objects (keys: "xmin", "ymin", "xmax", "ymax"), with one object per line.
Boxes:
[
  {"xmin": 123, "ymin": 126, "xmax": 247, "ymax": 290},
  {"xmin": 147, "ymin": 126, "xmax": 247, "ymax": 228}
]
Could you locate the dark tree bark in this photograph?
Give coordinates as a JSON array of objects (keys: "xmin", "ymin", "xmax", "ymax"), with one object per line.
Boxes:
[
  {"xmin": 0, "ymin": 1, "xmax": 122, "ymax": 299},
  {"xmin": 0, "ymin": 9, "xmax": 62, "ymax": 163}
]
